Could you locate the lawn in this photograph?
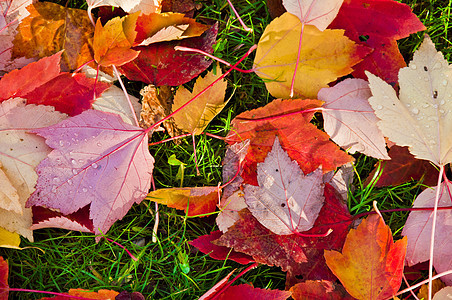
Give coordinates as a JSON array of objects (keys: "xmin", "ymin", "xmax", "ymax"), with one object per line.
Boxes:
[{"xmin": 1, "ymin": 0, "xmax": 452, "ymax": 299}]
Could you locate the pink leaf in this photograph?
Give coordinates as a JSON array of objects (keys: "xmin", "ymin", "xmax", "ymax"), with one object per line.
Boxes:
[
  {"xmin": 282, "ymin": 0, "xmax": 343, "ymax": 31},
  {"xmin": 402, "ymin": 181, "xmax": 452, "ymax": 285},
  {"xmin": 318, "ymin": 78, "xmax": 389, "ymax": 159},
  {"xmin": 26, "ymin": 110, "xmax": 154, "ymax": 237},
  {"xmin": 244, "ymin": 137, "xmax": 324, "ymax": 235}
]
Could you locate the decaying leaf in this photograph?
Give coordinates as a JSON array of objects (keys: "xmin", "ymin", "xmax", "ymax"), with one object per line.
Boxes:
[
  {"xmin": 367, "ymin": 35, "xmax": 452, "ymax": 166},
  {"xmin": 289, "ymin": 280, "xmax": 354, "ymax": 300},
  {"xmin": 318, "ymin": 78, "xmax": 389, "ymax": 159},
  {"xmin": 324, "ymin": 214, "xmax": 407, "ymax": 300},
  {"xmin": 253, "ymin": 12, "xmax": 370, "ymax": 99},
  {"xmin": 245, "ymin": 137, "xmax": 324, "ymax": 235},
  {"xmin": 172, "ymin": 65, "xmax": 227, "ymax": 135},
  {"xmin": 12, "ymin": 2, "xmax": 94, "ymax": 72}
]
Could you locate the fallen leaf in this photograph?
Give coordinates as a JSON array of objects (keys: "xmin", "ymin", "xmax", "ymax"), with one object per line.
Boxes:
[
  {"xmin": 0, "ymin": 0, "xmax": 36, "ymax": 74},
  {"xmin": 189, "ymin": 230, "xmax": 254, "ymax": 264},
  {"xmin": 172, "ymin": 65, "xmax": 227, "ymax": 135},
  {"xmin": 367, "ymin": 35, "xmax": 452, "ymax": 166},
  {"xmin": 135, "ymin": 12, "xmax": 209, "ymax": 45},
  {"xmin": 11, "ymin": 2, "xmax": 94, "ymax": 72},
  {"xmin": 92, "ymin": 85, "xmax": 141, "ymax": 125},
  {"xmin": 226, "ymin": 99, "xmax": 353, "ymax": 186},
  {"xmin": 161, "ymin": 0, "xmax": 197, "ymax": 17},
  {"xmin": 93, "ymin": 12, "xmax": 140, "ymax": 67},
  {"xmin": 199, "ymin": 269, "xmax": 235, "ymax": 300},
  {"xmin": 282, "ymin": 0, "xmax": 343, "ymax": 31},
  {"xmin": 38, "ymin": 288, "xmax": 119, "ymax": 299},
  {"xmin": 0, "ymin": 256, "xmax": 8, "ymax": 299},
  {"xmin": 216, "ymin": 190, "xmax": 247, "ymax": 233},
  {"xmin": 86, "ymin": 0, "xmax": 161, "ymax": 15},
  {"xmin": 417, "ymin": 274, "xmax": 445, "ymax": 300},
  {"xmin": 318, "ymin": 78, "xmax": 389, "ymax": 159},
  {"xmin": 330, "ymin": 0, "xmax": 426, "ymax": 85},
  {"xmin": 245, "ymin": 137, "xmax": 324, "ymax": 235},
  {"xmin": 402, "ymin": 181, "xmax": 452, "ymax": 285},
  {"xmin": 0, "ymin": 227, "xmax": 20, "ymax": 249},
  {"xmin": 119, "ymin": 23, "xmax": 217, "ymax": 86},
  {"xmin": 31, "ymin": 205, "xmax": 94, "ymax": 233},
  {"xmin": 0, "ymin": 161, "xmax": 20, "ymax": 214},
  {"xmin": 0, "ymin": 98, "xmax": 66, "ymax": 241},
  {"xmin": 216, "ymin": 184, "xmax": 352, "ymax": 285},
  {"xmin": 146, "ymin": 186, "xmax": 218, "ymax": 216},
  {"xmin": 289, "ymin": 280, "xmax": 354, "ymax": 300},
  {"xmin": 433, "ymin": 287, "xmax": 452, "ymax": 300},
  {"xmin": 26, "ymin": 110, "xmax": 154, "ymax": 237},
  {"xmin": 0, "ymin": 52, "xmax": 61, "ymax": 101},
  {"xmin": 324, "ymin": 214, "xmax": 407, "ymax": 300},
  {"xmin": 215, "ymin": 284, "xmax": 291, "ymax": 300},
  {"xmin": 365, "ymin": 146, "xmax": 439, "ymax": 187},
  {"xmin": 253, "ymin": 12, "xmax": 370, "ymax": 99}
]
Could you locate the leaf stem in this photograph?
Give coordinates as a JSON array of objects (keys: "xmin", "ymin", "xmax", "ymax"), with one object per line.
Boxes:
[
  {"xmin": 225, "ymin": 0, "xmax": 252, "ymax": 32},
  {"xmin": 428, "ymin": 164, "xmax": 445, "ymax": 300},
  {"xmin": 211, "ymin": 263, "xmax": 259, "ymax": 300},
  {"xmin": 392, "ymin": 269, "xmax": 452, "ymax": 299},
  {"xmin": 112, "ymin": 65, "xmax": 140, "ymax": 126},
  {"xmin": 290, "ymin": 23, "xmax": 305, "ymax": 98},
  {"xmin": 103, "ymin": 237, "xmax": 138, "ymax": 261}
]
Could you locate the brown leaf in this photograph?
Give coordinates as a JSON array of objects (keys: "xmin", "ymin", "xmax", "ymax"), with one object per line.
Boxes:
[{"xmin": 12, "ymin": 2, "xmax": 94, "ymax": 72}]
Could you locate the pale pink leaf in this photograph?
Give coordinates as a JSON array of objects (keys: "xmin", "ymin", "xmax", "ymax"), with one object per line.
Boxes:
[
  {"xmin": 31, "ymin": 216, "xmax": 93, "ymax": 233},
  {"xmin": 27, "ymin": 110, "xmax": 154, "ymax": 236},
  {"xmin": 402, "ymin": 181, "xmax": 452, "ymax": 285},
  {"xmin": 244, "ymin": 137, "xmax": 324, "ymax": 235},
  {"xmin": 318, "ymin": 78, "xmax": 389, "ymax": 159},
  {"xmin": 282, "ymin": 0, "xmax": 344, "ymax": 31},
  {"xmin": 0, "ymin": 98, "xmax": 66, "ymax": 240},
  {"xmin": 216, "ymin": 190, "xmax": 247, "ymax": 233},
  {"xmin": 433, "ymin": 287, "xmax": 452, "ymax": 300},
  {"xmin": 86, "ymin": 0, "xmax": 161, "ymax": 15}
]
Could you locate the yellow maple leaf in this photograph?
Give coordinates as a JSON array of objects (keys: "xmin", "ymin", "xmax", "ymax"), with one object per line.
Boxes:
[
  {"xmin": 172, "ymin": 66, "xmax": 227, "ymax": 135},
  {"xmin": 253, "ymin": 12, "xmax": 371, "ymax": 99}
]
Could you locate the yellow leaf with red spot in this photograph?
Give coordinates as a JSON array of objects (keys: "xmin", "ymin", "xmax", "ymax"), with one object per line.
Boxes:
[
  {"xmin": 146, "ymin": 187, "xmax": 219, "ymax": 216},
  {"xmin": 253, "ymin": 12, "xmax": 371, "ymax": 99},
  {"xmin": 93, "ymin": 12, "xmax": 140, "ymax": 67},
  {"xmin": 324, "ymin": 214, "xmax": 407, "ymax": 300}
]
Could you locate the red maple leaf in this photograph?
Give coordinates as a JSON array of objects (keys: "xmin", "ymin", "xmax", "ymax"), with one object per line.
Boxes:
[
  {"xmin": 330, "ymin": 0, "xmax": 426, "ymax": 85},
  {"xmin": 215, "ymin": 184, "xmax": 352, "ymax": 287},
  {"xmin": 226, "ymin": 99, "xmax": 353, "ymax": 185}
]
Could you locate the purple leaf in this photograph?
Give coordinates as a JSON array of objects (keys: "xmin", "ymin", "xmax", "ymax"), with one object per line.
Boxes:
[{"xmin": 26, "ymin": 110, "xmax": 154, "ymax": 237}]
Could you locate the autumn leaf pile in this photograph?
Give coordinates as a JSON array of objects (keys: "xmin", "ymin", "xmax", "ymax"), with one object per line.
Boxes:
[{"xmin": 1, "ymin": 0, "xmax": 452, "ymax": 298}]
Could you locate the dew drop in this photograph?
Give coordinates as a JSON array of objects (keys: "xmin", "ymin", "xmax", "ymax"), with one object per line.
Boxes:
[
  {"xmin": 71, "ymin": 159, "xmax": 76, "ymax": 165},
  {"xmin": 433, "ymin": 104, "xmax": 438, "ymax": 109},
  {"xmin": 68, "ymin": 179, "xmax": 73, "ymax": 185},
  {"xmin": 442, "ymin": 80, "xmax": 448, "ymax": 86},
  {"xmin": 78, "ymin": 159, "xmax": 84, "ymax": 164},
  {"xmin": 72, "ymin": 169, "xmax": 77, "ymax": 175},
  {"xmin": 422, "ymin": 104, "xmax": 429, "ymax": 108},
  {"xmin": 51, "ymin": 186, "xmax": 57, "ymax": 193},
  {"xmin": 410, "ymin": 64, "xmax": 417, "ymax": 69},
  {"xmin": 376, "ymin": 105, "xmax": 383, "ymax": 110},
  {"xmin": 96, "ymin": 142, "xmax": 102, "ymax": 147},
  {"xmin": 440, "ymin": 109, "xmax": 445, "ymax": 114},
  {"xmin": 412, "ymin": 108, "xmax": 420, "ymax": 114},
  {"xmin": 53, "ymin": 177, "xmax": 60, "ymax": 183},
  {"xmin": 71, "ymin": 138, "xmax": 76, "ymax": 142},
  {"xmin": 66, "ymin": 141, "xmax": 71, "ymax": 146},
  {"xmin": 92, "ymin": 163, "xmax": 98, "ymax": 169},
  {"xmin": 440, "ymin": 100, "xmax": 446, "ymax": 105},
  {"xmin": 82, "ymin": 188, "xmax": 88, "ymax": 193},
  {"xmin": 74, "ymin": 133, "xmax": 78, "ymax": 137},
  {"xmin": 59, "ymin": 140, "xmax": 64, "ymax": 146}
]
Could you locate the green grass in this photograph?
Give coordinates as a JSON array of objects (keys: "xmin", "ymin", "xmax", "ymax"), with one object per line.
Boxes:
[{"xmin": 1, "ymin": 0, "xmax": 452, "ymax": 299}]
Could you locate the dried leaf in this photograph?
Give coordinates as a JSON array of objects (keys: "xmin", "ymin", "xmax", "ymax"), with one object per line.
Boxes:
[{"xmin": 289, "ymin": 280, "xmax": 354, "ymax": 300}]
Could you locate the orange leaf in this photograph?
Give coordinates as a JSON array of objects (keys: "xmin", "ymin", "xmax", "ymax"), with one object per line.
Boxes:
[
  {"xmin": 324, "ymin": 214, "xmax": 407, "ymax": 300},
  {"xmin": 93, "ymin": 13, "xmax": 140, "ymax": 67},
  {"xmin": 146, "ymin": 187, "xmax": 218, "ymax": 216},
  {"xmin": 12, "ymin": 2, "xmax": 94, "ymax": 72}
]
